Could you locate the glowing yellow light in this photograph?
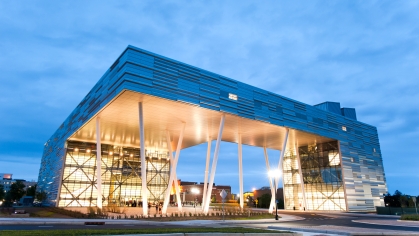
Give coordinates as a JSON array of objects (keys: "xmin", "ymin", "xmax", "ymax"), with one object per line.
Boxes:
[
  {"xmin": 86, "ymin": 149, "xmax": 91, "ymax": 153},
  {"xmin": 74, "ymin": 148, "xmax": 79, "ymax": 152},
  {"xmin": 109, "ymin": 151, "xmax": 113, "ymax": 155},
  {"xmin": 130, "ymin": 154, "xmax": 133, "ymax": 157}
]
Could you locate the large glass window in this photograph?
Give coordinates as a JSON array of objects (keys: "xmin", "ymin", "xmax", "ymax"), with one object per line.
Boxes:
[
  {"xmin": 283, "ymin": 141, "xmax": 346, "ymax": 211},
  {"xmin": 58, "ymin": 141, "xmax": 170, "ymax": 207}
]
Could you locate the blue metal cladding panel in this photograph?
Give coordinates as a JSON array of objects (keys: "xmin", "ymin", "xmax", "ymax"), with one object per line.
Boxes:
[
  {"xmin": 315, "ymin": 101, "xmax": 342, "ymax": 115},
  {"xmin": 38, "ymin": 45, "xmax": 387, "ymax": 211},
  {"xmin": 341, "ymin": 107, "xmax": 357, "ymax": 120}
]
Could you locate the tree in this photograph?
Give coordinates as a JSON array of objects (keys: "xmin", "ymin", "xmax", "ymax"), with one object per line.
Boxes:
[
  {"xmin": 35, "ymin": 191, "xmax": 47, "ymax": 203},
  {"xmin": 0, "ymin": 184, "xmax": 5, "ymax": 201},
  {"xmin": 9, "ymin": 181, "xmax": 26, "ymax": 202},
  {"xmin": 211, "ymin": 196, "xmax": 216, "ymax": 203},
  {"xmin": 26, "ymin": 184, "xmax": 37, "ymax": 197},
  {"xmin": 257, "ymin": 193, "xmax": 271, "ymax": 208}
]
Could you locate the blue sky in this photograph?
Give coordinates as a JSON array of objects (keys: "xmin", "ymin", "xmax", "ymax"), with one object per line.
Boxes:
[{"xmin": 0, "ymin": 1, "xmax": 418, "ymax": 196}]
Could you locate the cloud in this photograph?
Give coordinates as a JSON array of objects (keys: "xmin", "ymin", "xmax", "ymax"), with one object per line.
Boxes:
[{"xmin": 0, "ymin": 0, "xmax": 417, "ymax": 194}]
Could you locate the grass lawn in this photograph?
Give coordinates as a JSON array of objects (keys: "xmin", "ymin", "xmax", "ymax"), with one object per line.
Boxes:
[
  {"xmin": 400, "ymin": 214, "xmax": 419, "ymax": 221},
  {"xmin": 0, "ymin": 227, "xmax": 291, "ymax": 236}
]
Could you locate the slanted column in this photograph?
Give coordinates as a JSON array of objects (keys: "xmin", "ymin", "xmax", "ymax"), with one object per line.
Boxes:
[
  {"xmin": 296, "ymin": 143, "xmax": 307, "ymax": 210},
  {"xmin": 263, "ymin": 146, "xmax": 276, "ymax": 213},
  {"xmin": 162, "ymin": 124, "xmax": 185, "ymax": 214},
  {"xmin": 203, "ymin": 114, "xmax": 225, "ymax": 214},
  {"xmin": 96, "ymin": 117, "xmax": 102, "ymax": 209},
  {"xmin": 238, "ymin": 134, "xmax": 244, "ymax": 211},
  {"xmin": 138, "ymin": 102, "xmax": 147, "ymax": 216},
  {"xmin": 202, "ymin": 139, "xmax": 211, "ymax": 209},
  {"xmin": 277, "ymin": 129, "xmax": 289, "ymax": 197}
]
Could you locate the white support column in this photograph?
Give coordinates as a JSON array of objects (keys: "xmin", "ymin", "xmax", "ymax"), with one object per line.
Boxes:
[
  {"xmin": 96, "ymin": 117, "xmax": 102, "ymax": 209},
  {"xmin": 162, "ymin": 124, "xmax": 185, "ymax": 214},
  {"xmin": 203, "ymin": 114, "xmax": 225, "ymax": 214},
  {"xmin": 202, "ymin": 139, "xmax": 212, "ymax": 210},
  {"xmin": 277, "ymin": 129, "xmax": 289, "ymax": 196},
  {"xmin": 295, "ymin": 143, "xmax": 307, "ymax": 211},
  {"xmin": 238, "ymin": 133, "xmax": 244, "ymax": 211},
  {"xmin": 263, "ymin": 146, "xmax": 276, "ymax": 213},
  {"xmin": 139, "ymin": 102, "xmax": 147, "ymax": 216}
]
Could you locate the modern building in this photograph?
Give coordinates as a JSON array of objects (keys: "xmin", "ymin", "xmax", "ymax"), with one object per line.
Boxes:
[{"xmin": 38, "ymin": 45, "xmax": 387, "ymax": 214}]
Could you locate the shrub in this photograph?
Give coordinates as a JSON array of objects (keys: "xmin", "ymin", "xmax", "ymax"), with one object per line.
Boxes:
[{"xmin": 401, "ymin": 214, "xmax": 419, "ymax": 221}]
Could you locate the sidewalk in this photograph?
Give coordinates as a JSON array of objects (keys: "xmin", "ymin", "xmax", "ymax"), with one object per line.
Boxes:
[{"xmin": 0, "ymin": 217, "xmax": 164, "ymax": 225}]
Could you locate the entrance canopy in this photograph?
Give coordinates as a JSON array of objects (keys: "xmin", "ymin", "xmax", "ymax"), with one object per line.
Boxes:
[{"xmin": 69, "ymin": 90, "xmax": 334, "ymax": 152}]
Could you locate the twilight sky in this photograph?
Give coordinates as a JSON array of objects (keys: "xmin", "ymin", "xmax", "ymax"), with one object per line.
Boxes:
[{"xmin": 0, "ymin": 1, "xmax": 418, "ymax": 196}]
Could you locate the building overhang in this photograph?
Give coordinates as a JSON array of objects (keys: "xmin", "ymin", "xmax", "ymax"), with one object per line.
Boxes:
[{"xmin": 68, "ymin": 90, "xmax": 334, "ymax": 152}]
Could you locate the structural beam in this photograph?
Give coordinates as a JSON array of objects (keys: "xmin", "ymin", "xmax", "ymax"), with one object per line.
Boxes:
[
  {"xmin": 138, "ymin": 102, "xmax": 147, "ymax": 216},
  {"xmin": 202, "ymin": 139, "xmax": 212, "ymax": 210},
  {"xmin": 203, "ymin": 114, "xmax": 225, "ymax": 214},
  {"xmin": 238, "ymin": 133, "xmax": 244, "ymax": 211},
  {"xmin": 162, "ymin": 124, "xmax": 185, "ymax": 214},
  {"xmin": 95, "ymin": 117, "xmax": 102, "ymax": 209},
  {"xmin": 263, "ymin": 146, "xmax": 276, "ymax": 213},
  {"xmin": 278, "ymin": 128, "xmax": 289, "ymax": 196},
  {"xmin": 296, "ymin": 143, "xmax": 307, "ymax": 210}
]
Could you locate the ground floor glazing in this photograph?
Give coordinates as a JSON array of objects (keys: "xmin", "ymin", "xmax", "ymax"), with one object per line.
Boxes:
[{"xmin": 58, "ymin": 141, "xmax": 170, "ymax": 207}]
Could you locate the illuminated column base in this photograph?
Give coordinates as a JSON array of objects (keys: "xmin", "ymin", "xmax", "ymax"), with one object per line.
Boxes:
[
  {"xmin": 203, "ymin": 114, "xmax": 225, "ymax": 214},
  {"xmin": 238, "ymin": 134, "xmax": 244, "ymax": 211},
  {"xmin": 162, "ymin": 124, "xmax": 185, "ymax": 214},
  {"xmin": 139, "ymin": 102, "xmax": 147, "ymax": 216},
  {"xmin": 202, "ymin": 140, "xmax": 211, "ymax": 210},
  {"xmin": 96, "ymin": 117, "xmax": 102, "ymax": 209}
]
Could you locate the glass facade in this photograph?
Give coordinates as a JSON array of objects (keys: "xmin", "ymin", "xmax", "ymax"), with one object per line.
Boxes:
[
  {"xmin": 284, "ymin": 141, "xmax": 346, "ymax": 211},
  {"xmin": 58, "ymin": 141, "xmax": 169, "ymax": 207}
]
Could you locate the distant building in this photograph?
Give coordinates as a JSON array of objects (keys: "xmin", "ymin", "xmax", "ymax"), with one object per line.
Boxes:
[
  {"xmin": 253, "ymin": 186, "xmax": 283, "ymax": 201},
  {"xmin": 0, "ymin": 173, "xmax": 37, "ymax": 193},
  {"xmin": 176, "ymin": 180, "xmax": 232, "ymax": 203}
]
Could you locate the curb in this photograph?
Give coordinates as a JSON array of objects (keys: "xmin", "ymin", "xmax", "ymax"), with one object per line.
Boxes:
[
  {"xmin": 110, "ymin": 234, "xmax": 302, "ymax": 236},
  {"xmin": 267, "ymin": 226, "xmax": 419, "ymax": 236},
  {"xmin": 0, "ymin": 220, "xmax": 160, "ymax": 225},
  {"xmin": 352, "ymin": 220, "xmax": 419, "ymax": 228},
  {"xmin": 397, "ymin": 219, "xmax": 419, "ymax": 223}
]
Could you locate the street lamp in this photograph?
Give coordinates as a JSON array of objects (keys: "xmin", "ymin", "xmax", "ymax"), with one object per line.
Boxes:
[
  {"xmin": 191, "ymin": 187, "xmax": 200, "ymax": 214},
  {"xmin": 269, "ymin": 169, "xmax": 281, "ymax": 220}
]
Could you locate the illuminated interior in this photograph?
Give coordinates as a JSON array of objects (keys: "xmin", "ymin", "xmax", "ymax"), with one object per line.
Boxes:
[
  {"xmin": 283, "ymin": 141, "xmax": 346, "ymax": 211},
  {"xmin": 58, "ymin": 141, "xmax": 169, "ymax": 207}
]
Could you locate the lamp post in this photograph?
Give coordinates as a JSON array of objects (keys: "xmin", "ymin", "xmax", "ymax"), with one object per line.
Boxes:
[
  {"xmin": 191, "ymin": 187, "xmax": 200, "ymax": 214},
  {"xmin": 269, "ymin": 169, "xmax": 281, "ymax": 220}
]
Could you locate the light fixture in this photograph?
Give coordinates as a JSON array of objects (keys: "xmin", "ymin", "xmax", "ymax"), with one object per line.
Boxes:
[
  {"xmin": 268, "ymin": 169, "xmax": 281, "ymax": 178},
  {"xmin": 109, "ymin": 151, "xmax": 113, "ymax": 155},
  {"xmin": 130, "ymin": 154, "xmax": 133, "ymax": 157},
  {"xmin": 86, "ymin": 149, "xmax": 91, "ymax": 153},
  {"xmin": 74, "ymin": 148, "xmax": 79, "ymax": 152}
]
